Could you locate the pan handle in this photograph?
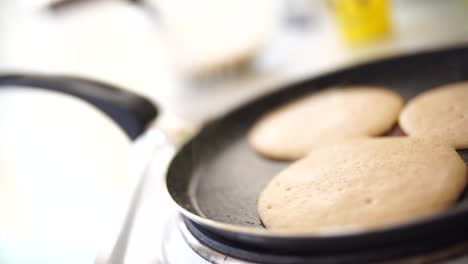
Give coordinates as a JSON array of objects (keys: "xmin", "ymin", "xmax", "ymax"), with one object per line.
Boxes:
[{"xmin": 0, "ymin": 73, "xmax": 158, "ymax": 140}]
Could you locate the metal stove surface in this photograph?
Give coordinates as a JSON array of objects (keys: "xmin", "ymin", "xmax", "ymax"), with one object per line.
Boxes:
[
  {"xmin": 162, "ymin": 215, "xmax": 212, "ymax": 264},
  {"xmin": 167, "ymin": 215, "xmax": 468, "ymax": 264}
]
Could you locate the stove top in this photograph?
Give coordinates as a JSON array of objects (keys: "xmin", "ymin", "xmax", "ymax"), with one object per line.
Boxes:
[{"xmin": 166, "ymin": 215, "xmax": 468, "ymax": 264}]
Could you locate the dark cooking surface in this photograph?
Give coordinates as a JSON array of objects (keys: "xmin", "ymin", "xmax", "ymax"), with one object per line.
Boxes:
[{"xmin": 168, "ymin": 47, "xmax": 468, "ymax": 229}]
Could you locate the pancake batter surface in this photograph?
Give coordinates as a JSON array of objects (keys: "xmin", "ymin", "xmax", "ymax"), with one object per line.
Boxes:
[
  {"xmin": 258, "ymin": 138, "xmax": 467, "ymax": 234},
  {"xmin": 249, "ymin": 87, "xmax": 404, "ymax": 160},
  {"xmin": 400, "ymin": 82, "xmax": 468, "ymax": 149}
]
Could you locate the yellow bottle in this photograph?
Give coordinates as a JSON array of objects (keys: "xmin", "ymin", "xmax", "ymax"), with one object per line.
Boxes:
[{"xmin": 329, "ymin": 0, "xmax": 390, "ymax": 45}]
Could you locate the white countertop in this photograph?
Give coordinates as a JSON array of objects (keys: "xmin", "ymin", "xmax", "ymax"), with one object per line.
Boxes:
[{"xmin": 1, "ymin": 0, "xmax": 468, "ymax": 263}]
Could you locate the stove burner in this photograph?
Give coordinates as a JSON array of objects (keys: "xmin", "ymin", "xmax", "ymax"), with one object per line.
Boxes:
[{"xmin": 178, "ymin": 215, "xmax": 468, "ymax": 264}]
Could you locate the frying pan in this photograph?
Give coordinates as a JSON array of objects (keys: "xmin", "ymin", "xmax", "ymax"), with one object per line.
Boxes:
[
  {"xmin": 165, "ymin": 45, "xmax": 468, "ymax": 262},
  {"xmin": 2, "ymin": 45, "xmax": 468, "ymax": 263}
]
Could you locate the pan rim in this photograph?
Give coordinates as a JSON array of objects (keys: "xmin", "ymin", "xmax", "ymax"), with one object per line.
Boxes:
[{"xmin": 164, "ymin": 43, "xmax": 468, "ymax": 240}]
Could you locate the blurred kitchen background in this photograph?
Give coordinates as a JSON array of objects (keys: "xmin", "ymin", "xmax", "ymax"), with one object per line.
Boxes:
[{"xmin": 1, "ymin": 0, "xmax": 468, "ymax": 263}]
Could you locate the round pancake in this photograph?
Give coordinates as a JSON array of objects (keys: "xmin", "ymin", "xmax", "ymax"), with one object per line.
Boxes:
[
  {"xmin": 258, "ymin": 138, "xmax": 467, "ymax": 234},
  {"xmin": 399, "ymin": 82, "xmax": 468, "ymax": 149},
  {"xmin": 248, "ymin": 87, "xmax": 404, "ymax": 160}
]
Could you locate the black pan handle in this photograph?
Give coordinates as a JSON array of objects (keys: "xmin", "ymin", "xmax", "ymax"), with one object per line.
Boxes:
[{"xmin": 0, "ymin": 73, "xmax": 158, "ymax": 140}]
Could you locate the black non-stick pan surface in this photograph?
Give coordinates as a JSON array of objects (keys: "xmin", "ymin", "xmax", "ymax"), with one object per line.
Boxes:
[{"xmin": 166, "ymin": 46, "xmax": 468, "ymax": 261}]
